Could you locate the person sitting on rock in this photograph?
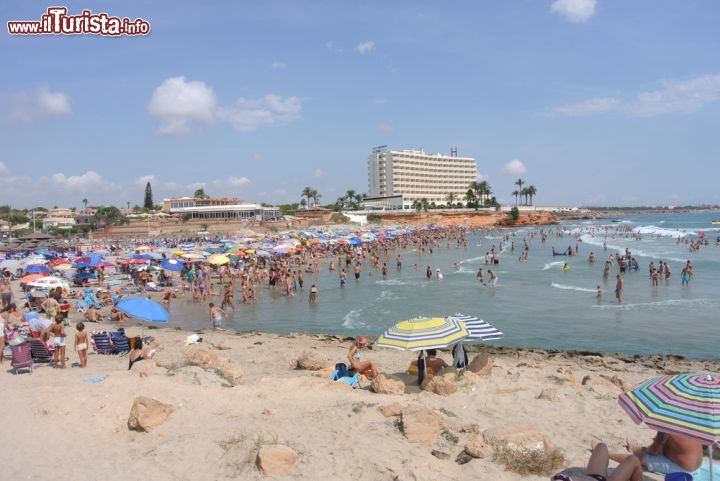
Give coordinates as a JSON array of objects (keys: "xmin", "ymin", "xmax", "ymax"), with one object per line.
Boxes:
[
  {"xmin": 348, "ymin": 336, "xmax": 380, "ymax": 379},
  {"xmin": 410, "ymin": 349, "xmax": 449, "ymax": 375},
  {"xmin": 553, "ymin": 442, "xmax": 642, "ymax": 481},
  {"xmin": 128, "ymin": 337, "xmax": 160, "ymax": 370}
]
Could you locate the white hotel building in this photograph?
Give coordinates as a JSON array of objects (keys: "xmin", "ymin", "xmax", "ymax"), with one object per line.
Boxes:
[{"xmin": 366, "ymin": 147, "xmax": 477, "ymax": 210}]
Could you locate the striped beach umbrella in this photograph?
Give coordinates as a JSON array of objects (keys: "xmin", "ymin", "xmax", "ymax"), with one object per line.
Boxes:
[
  {"xmin": 375, "ymin": 317, "xmax": 469, "ymax": 351},
  {"xmin": 448, "ymin": 314, "xmax": 504, "ymax": 341},
  {"xmin": 619, "ymin": 373, "xmax": 720, "ymax": 480},
  {"xmin": 619, "ymin": 373, "xmax": 720, "ymax": 444}
]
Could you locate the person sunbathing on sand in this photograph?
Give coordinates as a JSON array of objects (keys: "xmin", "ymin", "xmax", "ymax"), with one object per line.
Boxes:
[
  {"xmin": 604, "ymin": 433, "xmax": 703, "ymax": 476},
  {"xmin": 553, "ymin": 442, "xmax": 642, "ymax": 481},
  {"xmin": 128, "ymin": 337, "xmax": 160, "ymax": 370},
  {"xmin": 348, "ymin": 336, "xmax": 379, "ymax": 378}
]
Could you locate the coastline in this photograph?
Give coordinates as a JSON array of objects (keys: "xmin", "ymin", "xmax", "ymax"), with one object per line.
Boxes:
[{"xmin": 4, "ymin": 320, "xmax": 718, "ymax": 480}]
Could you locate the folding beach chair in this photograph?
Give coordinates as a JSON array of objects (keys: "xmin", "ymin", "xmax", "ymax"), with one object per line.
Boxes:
[
  {"xmin": 11, "ymin": 342, "xmax": 33, "ymax": 374},
  {"xmin": 109, "ymin": 331, "xmax": 130, "ymax": 354},
  {"xmin": 28, "ymin": 338, "xmax": 53, "ymax": 363},
  {"xmin": 75, "ymin": 299, "xmax": 89, "ymax": 313},
  {"xmin": 91, "ymin": 332, "xmax": 114, "ymax": 355}
]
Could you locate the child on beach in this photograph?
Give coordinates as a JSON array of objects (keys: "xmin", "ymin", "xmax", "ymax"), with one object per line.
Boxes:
[
  {"xmin": 75, "ymin": 321, "xmax": 88, "ymax": 368},
  {"xmin": 48, "ymin": 316, "xmax": 66, "ymax": 369},
  {"xmin": 309, "ymin": 284, "xmax": 318, "ymax": 303},
  {"xmin": 208, "ymin": 302, "xmax": 228, "ymax": 330}
]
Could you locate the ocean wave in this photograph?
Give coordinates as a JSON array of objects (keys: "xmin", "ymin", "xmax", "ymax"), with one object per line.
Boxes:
[
  {"xmin": 459, "ymin": 256, "xmax": 485, "ymax": 264},
  {"xmin": 591, "ymin": 298, "xmax": 717, "ymax": 311},
  {"xmin": 375, "ymin": 279, "xmax": 408, "ymax": 286},
  {"xmin": 543, "ymin": 261, "xmax": 565, "ymax": 270},
  {"xmin": 551, "ymin": 283, "xmax": 596, "ymax": 293},
  {"xmin": 342, "ymin": 309, "xmax": 368, "ymax": 328},
  {"xmin": 631, "ymin": 225, "xmax": 690, "ymax": 238},
  {"xmin": 379, "ymin": 290, "xmax": 401, "ymax": 301}
]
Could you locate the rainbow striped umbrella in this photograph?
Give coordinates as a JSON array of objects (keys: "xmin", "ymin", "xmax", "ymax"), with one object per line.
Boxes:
[
  {"xmin": 619, "ymin": 373, "xmax": 720, "ymax": 480},
  {"xmin": 375, "ymin": 317, "xmax": 469, "ymax": 351}
]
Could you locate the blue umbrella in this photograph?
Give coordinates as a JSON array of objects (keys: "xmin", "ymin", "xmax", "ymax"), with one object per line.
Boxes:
[
  {"xmin": 160, "ymin": 259, "xmax": 184, "ymax": 271},
  {"xmin": 116, "ymin": 298, "xmax": 169, "ymax": 323},
  {"xmin": 72, "ymin": 262, "xmax": 93, "ymax": 269},
  {"xmin": 348, "ymin": 237, "xmax": 362, "ymax": 246},
  {"xmin": 25, "ymin": 265, "xmax": 50, "ymax": 274},
  {"xmin": 133, "ymin": 254, "xmax": 153, "ymax": 260}
]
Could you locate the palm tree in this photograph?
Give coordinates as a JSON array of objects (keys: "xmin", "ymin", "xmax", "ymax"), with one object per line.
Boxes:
[
  {"xmin": 420, "ymin": 198, "xmax": 430, "ymax": 212},
  {"xmin": 526, "ymin": 185, "xmax": 537, "ymax": 206},
  {"xmin": 464, "ymin": 189, "xmax": 476, "ymax": 208},
  {"xmin": 345, "ymin": 190, "xmax": 356, "ymax": 206},
  {"xmin": 445, "ymin": 192, "xmax": 455, "ymax": 208},
  {"xmin": 520, "ymin": 187, "xmax": 530, "ymax": 206},
  {"xmin": 354, "ymin": 193, "xmax": 365, "ymax": 208},
  {"xmin": 511, "ymin": 190, "xmax": 520, "ymax": 206},
  {"xmin": 301, "ymin": 187, "xmax": 313, "ymax": 209},
  {"xmin": 476, "ymin": 181, "xmax": 490, "ymax": 205},
  {"xmin": 412, "ymin": 199, "xmax": 422, "ymax": 212},
  {"xmin": 82, "ymin": 198, "xmax": 88, "ymax": 210},
  {"xmin": 514, "ymin": 178, "xmax": 525, "ymax": 203},
  {"xmin": 311, "ymin": 190, "xmax": 321, "ymax": 208},
  {"xmin": 300, "ymin": 198, "xmax": 307, "ymax": 209}
]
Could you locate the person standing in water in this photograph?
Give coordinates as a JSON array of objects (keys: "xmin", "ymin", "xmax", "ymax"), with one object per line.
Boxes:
[{"xmin": 615, "ymin": 275, "xmax": 624, "ymax": 303}]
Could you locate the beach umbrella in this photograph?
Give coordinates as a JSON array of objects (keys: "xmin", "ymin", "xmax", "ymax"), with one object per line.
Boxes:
[
  {"xmin": 135, "ymin": 246, "xmax": 151, "ymax": 252},
  {"xmin": 447, "ymin": 314, "xmax": 504, "ymax": 341},
  {"xmin": 182, "ymin": 253, "xmax": 200, "ymax": 259},
  {"xmin": 50, "ymin": 258, "xmax": 70, "ymax": 266},
  {"xmin": 375, "ymin": 317, "xmax": 469, "ymax": 351},
  {"xmin": 116, "ymin": 298, "xmax": 169, "ymax": 323},
  {"xmin": 208, "ymin": 254, "xmax": 230, "ymax": 266},
  {"xmin": 348, "ymin": 237, "xmax": 362, "ymax": 245},
  {"xmin": 20, "ymin": 273, "xmax": 48, "ymax": 284},
  {"xmin": 22, "ymin": 256, "xmax": 48, "ymax": 266},
  {"xmin": 619, "ymin": 373, "xmax": 720, "ymax": 480},
  {"xmin": 71, "ymin": 262, "xmax": 93, "ymax": 269},
  {"xmin": 272, "ymin": 245, "xmax": 293, "ymax": 255},
  {"xmin": 27, "ymin": 276, "xmax": 70, "ymax": 290},
  {"xmin": 24, "ymin": 265, "xmax": 50, "ymax": 274},
  {"xmin": 93, "ymin": 261, "xmax": 115, "ymax": 268},
  {"xmin": 0, "ymin": 259, "xmax": 20, "ymax": 270},
  {"xmin": 52, "ymin": 264, "xmax": 73, "ymax": 272},
  {"xmin": 133, "ymin": 254, "xmax": 153, "ymax": 260},
  {"xmin": 26, "ymin": 313, "xmax": 53, "ymax": 332},
  {"xmin": 160, "ymin": 259, "xmax": 184, "ymax": 271}
]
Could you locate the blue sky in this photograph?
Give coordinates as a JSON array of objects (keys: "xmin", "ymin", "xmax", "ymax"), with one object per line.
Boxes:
[{"xmin": 2, "ymin": 0, "xmax": 719, "ymax": 208}]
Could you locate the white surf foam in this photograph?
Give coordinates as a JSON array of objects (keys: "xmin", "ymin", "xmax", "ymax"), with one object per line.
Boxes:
[
  {"xmin": 631, "ymin": 225, "xmax": 690, "ymax": 238},
  {"xmin": 375, "ymin": 279, "xmax": 408, "ymax": 286},
  {"xmin": 342, "ymin": 309, "xmax": 368, "ymax": 328},
  {"xmin": 543, "ymin": 261, "xmax": 565, "ymax": 270},
  {"xmin": 591, "ymin": 298, "xmax": 717, "ymax": 311},
  {"xmin": 459, "ymin": 256, "xmax": 485, "ymax": 264},
  {"xmin": 551, "ymin": 283, "xmax": 596, "ymax": 293}
]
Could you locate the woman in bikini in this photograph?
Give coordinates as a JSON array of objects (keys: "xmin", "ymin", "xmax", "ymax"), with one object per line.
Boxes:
[
  {"xmin": 128, "ymin": 337, "xmax": 157, "ymax": 370},
  {"xmin": 347, "ymin": 336, "xmax": 380, "ymax": 378},
  {"xmin": 553, "ymin": 443, "xmax": 642, "ymax": 481}
]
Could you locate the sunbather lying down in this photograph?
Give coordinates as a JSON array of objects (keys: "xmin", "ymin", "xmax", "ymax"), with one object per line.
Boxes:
[
  {"xmin": 348, "ymin": 336, "xmax": 380, "ymax": 379},
  {"xmin": 552, "ymin": 443, "xmax": 643, "ymax": 481}
]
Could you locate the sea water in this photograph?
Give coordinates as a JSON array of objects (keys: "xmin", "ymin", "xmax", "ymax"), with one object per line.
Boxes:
[{"xmin": 170, "ymin": 212, "xmax": 720, "ymax": 359}]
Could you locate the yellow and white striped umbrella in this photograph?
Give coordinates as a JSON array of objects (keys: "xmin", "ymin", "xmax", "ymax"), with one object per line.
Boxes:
[{"xmin": 375, "ymin": 317, "xmax": 469, "ymax": 351}]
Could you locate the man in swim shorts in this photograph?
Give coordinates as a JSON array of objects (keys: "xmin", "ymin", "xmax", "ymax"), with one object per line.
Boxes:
[
  {"xmin": 615, "ymin": 275, "xmax": 624, "ymax": 303},
  {"xmin": 208, "ymin": 302, "xmax": 227, "ymax": 330}
]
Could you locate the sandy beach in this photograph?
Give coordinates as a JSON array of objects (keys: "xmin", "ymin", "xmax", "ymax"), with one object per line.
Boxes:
[{"xmin": 3, "ymin": 315, "xmax": 718, "ymax": 480}]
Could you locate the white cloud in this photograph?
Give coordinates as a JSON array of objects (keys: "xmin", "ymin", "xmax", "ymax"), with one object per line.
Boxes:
[
  {"xmin": 222, "ymin": 176, "xmax": 251, "ymax": 187},
  {"xmin": 136, "ymin": 175, "xmax": 156, "ymax": 186},
  {"xmin": 549, "ymin": 97, "xmax": 620, "ymax": 117},
  {"xmin": 147, "ymin": 76, "xmax": 217, "ymax": 135},
  {"xmin": 45, "ymin": 171, "xmax": 117, "ymax": 192},
  {"xmin": 378, "ymin": 122, "xmax": 394, "ymax": 133},
  {"xmin": 357, "ymin": 41, "xmax": 375, "ymax": 54},
  {"xmin": 551, "ymin": 0, "xmax": 597, "ymax": 23},
  {"xmin": 271, "ymin": 61, "xmax": 286, "ymax": 70},
  {"xmin": 325, "ymin": 41, "xmax": 343, "ymax": 53},
  {"xmin": 0, "ymin": 161, "xmax": 8, "ymax": 175},
  {"xmin": 313, "ymin": 168, "xmax": 324, "ymax": 179},
  {"xmin": 4, "ymin": 87, "xmax": 72, "ymax": 122},
  {"xmin": 502, "ymin": 160, "xmax": 527, "ymax": 175},
  {"xmin": 547, "ymin": 74, "xmax": 720, "ymax": 118},
  {"xmin": 217, "ymin": 94, "xmax": 301, "ymax": 132},
  {"xmin": 477, "ymin": 173, "xmax": 489, "ymax": 181}
]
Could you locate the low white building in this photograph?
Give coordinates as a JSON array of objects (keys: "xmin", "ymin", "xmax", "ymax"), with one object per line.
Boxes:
[{"xmin": 43, "ymin": 217, "xmax": 76, "ymax": 230}]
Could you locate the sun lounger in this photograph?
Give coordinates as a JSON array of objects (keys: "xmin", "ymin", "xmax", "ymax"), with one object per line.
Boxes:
[
  {"xmin": 109, "ymin": 331, "xmax": 130, "ymax": 354},
  {"xmin": 28, "ymin": 338, "xmax": 53, "ymax": 363},
  {"xmin": 11, "ymin": 342, "xmax": 33, "ymax": 374},
  {"xmin": 91, "ymin": 331, "xmax": 114, "ymax": 355},
  {"xmin": 75, "ymin": 299, "xmax": 89, "ymax": 313}
]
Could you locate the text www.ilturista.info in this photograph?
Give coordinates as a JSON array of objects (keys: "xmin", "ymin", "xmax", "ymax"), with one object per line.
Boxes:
[{"xmin": 7, "ymin": 7, "xmax": 150, "ymax": 36}]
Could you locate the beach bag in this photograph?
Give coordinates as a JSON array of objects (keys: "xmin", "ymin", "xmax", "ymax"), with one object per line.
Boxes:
[{"xmin": 332, "ymin": 362, "xmax": 350, "ymax": 381}]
